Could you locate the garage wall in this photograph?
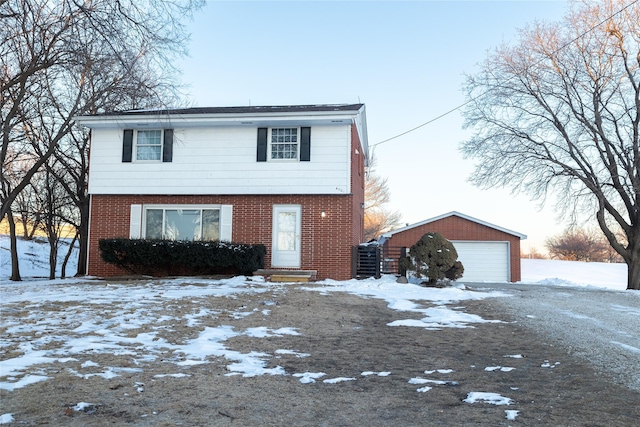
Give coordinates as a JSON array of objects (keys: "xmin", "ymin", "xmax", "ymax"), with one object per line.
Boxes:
[{"xmin": 382, "ymin": 214, "xmax": 522, "ymax": 282}]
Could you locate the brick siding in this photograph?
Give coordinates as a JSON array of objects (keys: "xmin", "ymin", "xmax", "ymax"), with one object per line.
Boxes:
[{"xmin": 88, "ymin": 194, "xmax": 361, "ymax": 280}]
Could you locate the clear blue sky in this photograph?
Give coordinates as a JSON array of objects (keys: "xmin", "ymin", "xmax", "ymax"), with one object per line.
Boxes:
[{"xmin": 178, "ymin": 0, "xmax": 572, "ymax": 253}]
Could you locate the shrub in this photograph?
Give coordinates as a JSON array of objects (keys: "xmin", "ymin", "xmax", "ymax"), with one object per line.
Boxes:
[
  {"xmin": 99, "ymin": 239, "xmax": 266, "ymax": 276},
  {"xmin": 400, "ymin": 232, "xmax": 464, "ymax": 285}
]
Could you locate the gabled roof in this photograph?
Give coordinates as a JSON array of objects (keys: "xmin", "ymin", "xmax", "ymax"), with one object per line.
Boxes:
[{"xmin": 381, "ymin": 211, "xmax": 527, "ymax": 240}]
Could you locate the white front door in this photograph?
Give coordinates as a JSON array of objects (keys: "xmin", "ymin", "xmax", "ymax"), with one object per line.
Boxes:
[{"xmin": 272, "ymin": 205, "xmax": 302, "ymax": 268}]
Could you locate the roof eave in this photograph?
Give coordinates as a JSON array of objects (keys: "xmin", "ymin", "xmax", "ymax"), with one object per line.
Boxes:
[
  {"xmin": 74, "ymin": 107, "xmax": 365, "ymax": 129},
  {"xmin": 381, "ymin": 211, "xmax": 527, "ymax": 240}
]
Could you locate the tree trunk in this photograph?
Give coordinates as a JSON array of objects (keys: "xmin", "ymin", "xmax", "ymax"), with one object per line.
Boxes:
[
  {"xmin": 20, "ymin": 212, "xmax": 29, "ymax": 239},
  {"xmin": 61, "ymin": 232, "xmax": 78, "ymax": 279},
  {"xmin": 628, "ymin": 248, "xmax": 640, "ymax": 290},
  {"xmin": 7, "ymin": 211, "xmax": 21, "ymax": 281},
  {"xmin": 47, "ymin": 222, "xmax": 58, "ymax": 280},
  {"xmin": 48, "ymin": 238, "xmax": 57, "ymax": 280},
  {"xmin": 75, "ymin": 197, "xmax": 89, "ymax": 276}
]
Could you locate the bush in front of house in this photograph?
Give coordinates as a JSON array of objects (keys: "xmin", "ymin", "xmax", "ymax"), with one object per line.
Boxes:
[
  {"xmin": 98, "ymin": 239, "xmax": 266, "ymax": 276},
  {"xmin": 400, "ymin": 232, "xmax": 464, "ymax": 285}
]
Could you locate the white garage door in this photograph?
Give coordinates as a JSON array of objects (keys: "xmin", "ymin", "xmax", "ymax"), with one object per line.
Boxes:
[{"xmin": 451, "ymin": 241, "xmax": 510, "ymax": 282}]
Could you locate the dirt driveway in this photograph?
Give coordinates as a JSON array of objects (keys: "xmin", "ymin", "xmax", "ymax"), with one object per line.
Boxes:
[{"xmin": 1, "ymin": 279, "xmax": 639, "ymax": 426}]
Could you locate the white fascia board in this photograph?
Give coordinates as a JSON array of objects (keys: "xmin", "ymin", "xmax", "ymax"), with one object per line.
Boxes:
[
  {"xmin": 381, "ymin": 211, "xmax": 527, "ymax": 240},
  {"xmin": 354, "ymin": 105, "xmax": 369, "ymax": 162},
  {"xmin": 74, "ymin": 109, "xmax": 363, "ymax": 129}
]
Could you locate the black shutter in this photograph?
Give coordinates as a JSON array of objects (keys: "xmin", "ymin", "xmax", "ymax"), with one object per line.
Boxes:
[
  {"xmin": 122, "ymin": 129, "xmax": 133, "ymax": 162},
  {"xmin": 257, "ymin": 127, "xmax": 268, "ymax": 162},
  {"xmin": 300, "ymin": 127, "xmax": 311, "ymax": 161},
  {"xmin": 163, "ymin": 129, "xmax": 173, "ymax": 162}
]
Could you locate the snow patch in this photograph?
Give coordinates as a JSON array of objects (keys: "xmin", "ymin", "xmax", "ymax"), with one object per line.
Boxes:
[{"xmin": 464, "ymin": 392, "xmax": 513, "ymax": 405}]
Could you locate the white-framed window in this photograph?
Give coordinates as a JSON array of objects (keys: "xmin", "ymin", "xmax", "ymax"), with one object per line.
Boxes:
[
  {"xmin": 270, "ymin": 127, "xmax": 299, "ymax": 160},
  {"xmin": 143, "ymin": 205, "xmax": 221, "ymax": 241},
  {"xmin": 135, "ymin": 129, "xmax": 163, "ymax": 161}
]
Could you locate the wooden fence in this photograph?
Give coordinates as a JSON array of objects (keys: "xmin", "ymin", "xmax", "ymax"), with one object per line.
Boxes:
[{"xmin": 352, "ymin": 245, "xmax": 407, "ymax": 279}]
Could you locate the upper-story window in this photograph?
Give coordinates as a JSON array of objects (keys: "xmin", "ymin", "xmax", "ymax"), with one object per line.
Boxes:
[
  {"xmin": 257, "ymin": 127, "xmax": 311, "ymax": 162},
  {"xmin": 270, "ymin": 128, "xmax": 299, "ymax": 160},
  {"xmin": 135, "ymin": 130, "xmax": 163, "ymax": 161},
  {"xmin": 122, "ymin": 129, "xmax": 173, "ymax": 163}
]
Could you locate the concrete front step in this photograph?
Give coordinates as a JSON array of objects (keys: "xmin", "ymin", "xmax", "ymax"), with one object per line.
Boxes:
[
  {"xmin": 254, "ymin": 269, "xmax": 317, "ymax": 282},
  {"xmin": 270, "ymin": 275, "xmax": 310, "ymax": 283}
]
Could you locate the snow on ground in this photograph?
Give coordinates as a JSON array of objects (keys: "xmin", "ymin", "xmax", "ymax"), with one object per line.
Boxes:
[
  {"xmin": 1, "ymin": 235, "xmax": 78, "ymax": 279},
  {"xmin": 520, "ymin": 258, "xmax": 626, "ymax": 290},
  {"xmin": 0, "ymin": 233, "xmax": 636, "ymax": 425},
  {"xmin": 306, "ymin": 277, "xmax": 508, "ymax": 329}
]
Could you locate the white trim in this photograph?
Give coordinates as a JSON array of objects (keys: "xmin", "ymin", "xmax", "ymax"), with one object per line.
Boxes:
[
  {"xmin": 133, "ymin": 129, "xmax": 163, "ymax": 163},
  {"xmin": 129, "ymin": 204, "xmax": 142, "ymax": 238},
  {"xmin": 271, "ymin": 204, "xmax": 302, "ymax": 268},
  {"xmin": 381, "ymin": 211, "xmax": 527, "ymax": 240},
  {"xmin": 220, "ymin": 205, "xmax": 233, "ymax": 241},
  {"xmin": 75, "ymin": 108, "xmax": 365, "ymax": 129},
  {"xmin": 86, "ymin": 194, "xmax": 93, "ymax": 275}
]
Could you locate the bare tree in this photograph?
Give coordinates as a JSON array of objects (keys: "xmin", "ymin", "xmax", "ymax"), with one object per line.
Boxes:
[
  {"xmin": 1, "ymin": 0, "xmax": 204, "ymax": 280},
  {"xmin": 546, "ymin": 228, "xmax": 605, "ymax": 262},
  {"xmin": 39, "ymin": 162, "xmax": 75, "ymax": 279},
  {"xmin": 461, "ymin": 0, "xmax": 640, "ymax": 289},
  {"xmin": 364, "ymin": 155, "xmax": 402, "ymax": 241},
  {"xmin": 3, "ymin": 149, "xmax": 43, "ymax": 238},
  {"xmin": 521, "ymin": 247, "xmax": 548, "ymax": 260}
]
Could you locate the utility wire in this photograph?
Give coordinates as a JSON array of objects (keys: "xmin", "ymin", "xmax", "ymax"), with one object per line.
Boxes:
[{"xmin": 370, "ymin": 0, "xmax": 639, "ymax": 148}]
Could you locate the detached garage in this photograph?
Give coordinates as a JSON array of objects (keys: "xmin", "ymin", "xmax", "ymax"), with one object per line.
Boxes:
[{"xmin": 380, "ymin": 211, "xmax": 526, "ymax": 282}]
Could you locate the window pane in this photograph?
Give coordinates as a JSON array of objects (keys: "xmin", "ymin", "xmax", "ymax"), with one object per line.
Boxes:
[
  {"xmin": 136, "ymin": 145, "xmax": 161, "ymax": 160},
  {"xmin": 202, "ymin": 209, "xmax": 220, "ymax": 241},
  {"xmin": 164, "ymin": 209, "xmax": 200, "ymax": 240},
  {"xmin": 271, "ymin": 128, "xmax": 298, "ymax": 160},
  {"xmin": 276, "ymin": 212, "xmax": 296, "ymax": 251},
  {"xmin": 136, "ymin": 130, "xmax": 162, "ymax": 161},
  {"xmin": 138, "ymin": 130, "xmax": 161, "ymax": 145},
  {"xmin": 145, "ymin": 209, "xmax": 163, "ymax": 239}
]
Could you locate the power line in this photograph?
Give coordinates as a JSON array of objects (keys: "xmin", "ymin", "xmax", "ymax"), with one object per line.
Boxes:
[{"xmin": 370, "ymin": 0, "xmax": 639, "ymax": 148}]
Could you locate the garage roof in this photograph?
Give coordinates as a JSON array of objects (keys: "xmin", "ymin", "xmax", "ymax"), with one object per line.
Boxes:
[{"xmin": 381, "ymin": 211, "xmax": 527, "ymax": 240}]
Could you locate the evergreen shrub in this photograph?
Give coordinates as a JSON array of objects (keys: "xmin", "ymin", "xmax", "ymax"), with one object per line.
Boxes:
[
  {"xmin": 400, "ymin": 232, "xmax": 464, "ymax": 285},
  {"xmin": 99, "ymin": 239, "xmax": 266, "ymax": 276}
]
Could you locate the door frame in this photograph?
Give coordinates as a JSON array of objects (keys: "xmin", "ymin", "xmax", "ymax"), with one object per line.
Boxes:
[{"xmin": 271, "ymin": 204, "xmax": 302, "ymax": 268}]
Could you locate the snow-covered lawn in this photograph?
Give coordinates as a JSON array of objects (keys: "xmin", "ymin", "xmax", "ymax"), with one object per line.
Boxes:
[
  {"xmin": 0, "ymin": 234, "xmax": 635, "ymax": 424},
  {"xmin": 520, "ymin": 258, "xmax": 627, "ymax": 290}
]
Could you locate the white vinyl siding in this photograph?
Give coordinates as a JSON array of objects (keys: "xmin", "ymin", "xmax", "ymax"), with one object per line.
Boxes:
[
  {"xmin": 88, "ymin": 126, "xmax": 351, "ymax": 195},
  {"xmin": 451, "ymin": 241, "xmax": 510, "ymax": 282}
]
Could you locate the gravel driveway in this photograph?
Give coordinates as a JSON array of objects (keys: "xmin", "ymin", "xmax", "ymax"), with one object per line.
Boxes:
[{"xmin": 465, "ymin": 282, "xmax": 640, "ymax": 392}]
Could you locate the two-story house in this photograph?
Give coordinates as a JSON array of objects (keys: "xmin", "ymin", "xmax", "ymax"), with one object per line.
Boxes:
[{"xmin": 75, "ymin": 104, "xmax": 368, "ymax": 280}]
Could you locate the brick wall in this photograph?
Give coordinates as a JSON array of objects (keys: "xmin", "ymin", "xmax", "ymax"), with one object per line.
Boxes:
[
  {"xmin": 350, "ymin": 123, "xmax": 365, "ymax": 246},
  {"xmin": 88, "ymin": 194, "xmax": 359, "ymax": 280},
  {"xmin": 383, "ymin": 215, "xmax": 522, "ymax": 282}
]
